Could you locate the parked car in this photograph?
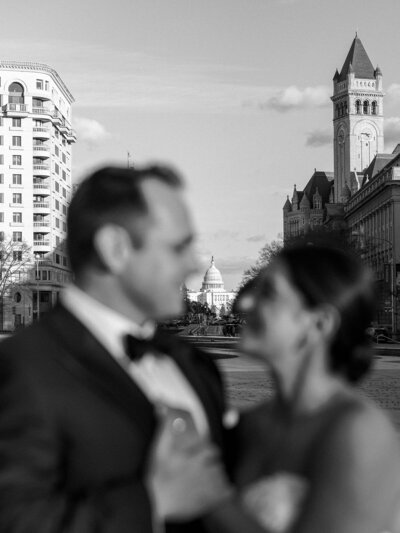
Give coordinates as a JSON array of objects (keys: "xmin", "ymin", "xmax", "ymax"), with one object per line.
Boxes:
[{"xmin": 366, "ymin": 326, "xmax": 390, "ymax": 343}]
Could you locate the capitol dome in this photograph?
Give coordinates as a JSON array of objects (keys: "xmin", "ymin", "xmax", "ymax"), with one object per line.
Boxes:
[{"xmin": 201, "ymin": 257, "xmax": 225, "ymax": 291}]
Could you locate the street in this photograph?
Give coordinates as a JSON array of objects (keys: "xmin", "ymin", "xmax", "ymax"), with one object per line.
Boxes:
[{"xmin": 186, "ymin": 338, "xmax": 400, "ymax": 433}]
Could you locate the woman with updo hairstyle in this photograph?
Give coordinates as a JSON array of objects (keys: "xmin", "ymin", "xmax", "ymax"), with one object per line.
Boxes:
[{"xmin": 149, "ymin": 242, "xmax": 400, "ymax": 533}]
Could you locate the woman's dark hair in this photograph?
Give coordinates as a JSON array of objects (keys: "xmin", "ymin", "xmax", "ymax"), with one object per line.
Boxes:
[{"xmin": 238, "ymin": 243, "xmax": 376, "ymax": 383}]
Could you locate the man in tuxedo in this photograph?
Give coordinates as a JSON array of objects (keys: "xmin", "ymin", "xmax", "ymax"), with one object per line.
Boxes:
[{"xmin": 0, "ymin": 165, "xmax": 231, "ymax": 533}]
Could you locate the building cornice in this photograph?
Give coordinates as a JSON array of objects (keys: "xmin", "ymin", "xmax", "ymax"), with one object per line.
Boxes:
[{"xmin": 0, "ymin": 61, "xmax": 74, "ymax": 104}]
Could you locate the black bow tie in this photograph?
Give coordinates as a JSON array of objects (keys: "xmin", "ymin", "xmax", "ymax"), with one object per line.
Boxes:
[{"xmin": 124, "ymin": 333, "xmax": 170, "ymax": 361}]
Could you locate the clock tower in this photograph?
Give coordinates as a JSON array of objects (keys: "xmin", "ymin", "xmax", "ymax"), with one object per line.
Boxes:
[{"xmin": 332, "ymin": 35, "xmax": 384, "ymax": 202}]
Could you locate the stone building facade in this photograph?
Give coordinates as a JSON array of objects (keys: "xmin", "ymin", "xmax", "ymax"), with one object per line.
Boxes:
[{"xmin": 283, "ymin": 35, "xmax": 400, "ymax": 333}]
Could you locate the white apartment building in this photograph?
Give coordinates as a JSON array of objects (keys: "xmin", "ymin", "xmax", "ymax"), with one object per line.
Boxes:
[{"xmin": 0, "ymin": 61, "xmax": 76, "ymax": 330}]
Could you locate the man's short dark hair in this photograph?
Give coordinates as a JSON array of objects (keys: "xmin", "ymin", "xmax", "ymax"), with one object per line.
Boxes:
[{"xmin": 67, "ymin": 164, "xmax": 183, "ymax": 276}]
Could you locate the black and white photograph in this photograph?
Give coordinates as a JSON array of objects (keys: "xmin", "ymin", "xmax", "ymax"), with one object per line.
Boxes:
[{"xmin": 0, "ymin": 1, "xmax": 399, "ymax": 532}]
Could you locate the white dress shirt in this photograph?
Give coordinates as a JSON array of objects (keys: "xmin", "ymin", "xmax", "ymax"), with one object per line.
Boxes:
[{"xmin": 61, "ymin": 284, "xmax": 210, "ymax": 437}]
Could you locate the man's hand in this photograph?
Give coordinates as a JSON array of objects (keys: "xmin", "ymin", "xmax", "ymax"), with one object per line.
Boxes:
[{"xmin": 146, "ymin": 407, "xmax": 234, "ymax": 521}]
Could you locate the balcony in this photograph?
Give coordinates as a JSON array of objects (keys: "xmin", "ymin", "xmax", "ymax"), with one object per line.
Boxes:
[
  {"xmin": 59, "ymin": 120, "xmax": 69, "ymax": 134},
  {"xmin": 65, "ymin": 129, "xmax": 77, "ymax": 143},
  {"xmin": 32, "ymin": 107, "xmax": 52, "ymax": 118},
  {"xmin": 33, "ymin": 202, "xmax": 50, "ymax": 211},
  {"xmin": 2, "ymin": 103, "xmax": 29, "ymax": 117},
  {"xmin": 33, "ymin": 144, "xmax": 50, "ymax": 157},
  {"xmin": 52, "ymin": 110, "xmax": 62, "ymax": 125},
  {"xmin": 32, "ymin": 127, "xmax": 51, "ymax": 139},
  {"xmin": 33, "ymin": 181, "xmax": 50, "ymax": 191},
  {"xmin": 33, "ymin": 164, "xmax": 50, "ymax": 177},
  {"xmin": 33, "ymin": 221, "xmax": 50, "ymax": 228},
  {"xmin": 34, "ymin": 240, "xmax": 50, "ymax": 247}
]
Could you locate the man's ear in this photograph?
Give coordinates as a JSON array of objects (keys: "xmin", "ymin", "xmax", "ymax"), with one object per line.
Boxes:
[
  {"xmin": 93, "ymin": 224, "xmax": 133, "ymax": 274},
  {"xmin": 315, "ymin": 304, "xmax": 341, "ymax": 342}
]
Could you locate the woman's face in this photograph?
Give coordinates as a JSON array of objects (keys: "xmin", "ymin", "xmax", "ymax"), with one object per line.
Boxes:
[{"xmin": 240, "ymin": 265, "xmax": 318, "ymax": 375}]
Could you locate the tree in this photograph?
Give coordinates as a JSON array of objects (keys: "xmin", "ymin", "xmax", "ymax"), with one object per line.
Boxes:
[
  {"xmin": 240, "ymin": 239, "xmax": 283, "ymax": 287},
  {"xmin": 0, "ymin": 238, "xmax": 32, "ymax": 330}
]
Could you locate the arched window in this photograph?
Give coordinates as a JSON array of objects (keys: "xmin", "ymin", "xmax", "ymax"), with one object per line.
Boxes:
[
  {"xmin": 372, "ymin": 101, "xmax": 378, "ymax": 115},
  {"xmin": 356, "ymin": 100, "xmax": 361, "ymax": 114},
  {"xmin": 363, "ymin": 100, "xmax": 369, "ymax": 114},
  {"xmin": 8, "ymin": 82, "xmax": 24, "ymax": 104}
]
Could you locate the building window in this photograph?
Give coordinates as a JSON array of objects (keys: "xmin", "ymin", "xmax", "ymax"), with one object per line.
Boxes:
[
  {"xmin": 62, "ymin": 170, "xmax": 66, "ymax": 180},
  {"xmin": 0, "ymin": 117, "xmax": 3, "ymax": 126},
  {"xmin": 54, "ymin": 181, "xmax": 59, "ymax": 192},
  {"xmin": 55, "ymin": 217, "xmax": 60, "ymax": 228},
  {"xmin": 55, "ymin": 145, "xmax": 59, "ymax": 157},
  {"xmin": 372, "ymin": 101, "xmax": 378, "ymax": 115},
  {"xmin": 62, "ymin": 204, "xmax": 67, "ymax": 215},
  {"xmin": 12, "ymin": 155, "xmax": 21, "ymax": 166},
  {"xmin": 62, "ymin": 187, "xmax": 66, "ymax": 198},
  {"xmin": 0, "ymin": 174, "xmax": 3, "ymax": 184},
  {"xmin": 36, "ymin": 79, "xmax": 43, "ymax": 90},
  {"xmin": 62, "ymin": 153, "xmax": 66, "ymax": 164},
  {"xmin": 55, "ymin": 199, "xmax": 59, "ymax": 210},
  {"xmin": 0, "ymin": 155, "xmax": 3, "ymax": 165},
  {"xmin": 55, "ymin": 163, "xmax": 59, "ymax": 175},
  {"xmin": 12, "ymin": 174, "xmax": 22, "ymax": 185},
  {"xmin": 32, "ymin": 98, "xmax": 43, "ymax": 108},
  {"xmin": 12, "ymin": 136, "xmax": 21, "ymax": 147},
  {"xmin": 13, "ymin": 212, "xmax": 22, "ymax": 223},
  {"xmin": 0, "ymin": 231, "xmax": 4, "ymax": 241},
  {"xmin": 45, "ymin": 80, "xmax": 49, "ymax": 91},
  {"xmin": 12, "ymin": 231, "xmax": 22, "ymax": 242},
  {"xmin": 363, "ymin": 100, "xmax": 369, "ymax": 114},
  {"xmin": 356, "ymin": 100, "xmax": 361, "ymax": 114},
  {"xmin": 8, "ymin": 82, "xmax": 24, "ymax": 104},
  {"xmin": 12, "ymin": 193, "xmax": 22, "ymax": 204},
  {"xmin": 56, "ymin": 236, "xmax": 60, "ymax": 245},
  {"xmin": 0, "ymin": 213, "xmax": 4, "ymax": 223},
  {"xmin": 0, "ymin": 136, "xmax": 3, "ymax": 146},
  {"xmin": 0, "ymin": 193, "xmax": 4, "ymax": 203},
  {"xmin": 13, "ymin": 250, "xmax": 22, "ymax": 261},
  {"xmin": 12, "ymin": 118, "xmax": 21, "ymax": 127},
  {"xmin": 55, "ymin": 253, "xmax": 60, "ymax": 264}
]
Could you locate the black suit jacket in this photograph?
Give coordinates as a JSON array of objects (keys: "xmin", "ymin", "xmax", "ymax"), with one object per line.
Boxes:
[{"xmin": 0, "ymin": 304, "xmax": 227, "ymax": 533}]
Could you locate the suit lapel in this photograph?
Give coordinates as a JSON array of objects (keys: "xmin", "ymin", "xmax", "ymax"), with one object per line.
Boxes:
[
  {"xmin": 45, "ymin": 305, "xmax": 156, "ymax": 440},
  {"xmin": 156, "ymin": 332, "xmax": 224, "ymax": 447}
]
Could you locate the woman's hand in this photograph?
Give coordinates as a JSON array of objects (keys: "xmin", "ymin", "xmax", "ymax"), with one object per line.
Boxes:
[{"xmin": 146, "ymin": 407, "xmax": 234, "ymax": 522}]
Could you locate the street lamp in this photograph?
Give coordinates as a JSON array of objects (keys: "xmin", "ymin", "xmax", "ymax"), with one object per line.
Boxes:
[
  {"xmin": 352, "ymin": 231, "xmax": 396, "ymax": 335},
  {"xmin": 34, "ymin": 253, "xmax": 41, "ymax": 322}
]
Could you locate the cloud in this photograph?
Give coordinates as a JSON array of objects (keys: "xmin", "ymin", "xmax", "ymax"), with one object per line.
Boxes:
[
  {"xmin": 246, "ymin": 234, "xmax": 266, "ymax": 243},
  {"xmin": 384, "ymin": 117, "xmax": 400, "ymax": 146},
  {"xmin": 73, "ymin": 117, "xmax": 111, "ymax": 148},
  {"xmin": 305, "ymin": 129, "xmax": 332, "ymax": 147},
  {"xmin": 387, "ymin": 84, "xmax": 400, "ymax": 103},
  {"xmin": 252, "ymin": 85, "xmax": 330, "ymax": 112}
]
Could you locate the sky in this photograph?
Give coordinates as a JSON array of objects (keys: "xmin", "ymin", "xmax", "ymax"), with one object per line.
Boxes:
[{"xmin": 2, "ymin": 0, "xmax": 400, "ymax": 289}]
